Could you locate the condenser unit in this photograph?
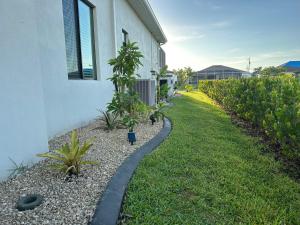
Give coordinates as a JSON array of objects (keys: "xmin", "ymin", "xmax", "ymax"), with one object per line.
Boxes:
[{"xmin": 133, "ymin": 79, "xmax": 156, "ymax": 106}]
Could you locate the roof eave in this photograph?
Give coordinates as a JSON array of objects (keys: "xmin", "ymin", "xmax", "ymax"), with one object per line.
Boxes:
[{"xmin": 127, "ymin": 0, "xmax": 167, "ymax": 44}]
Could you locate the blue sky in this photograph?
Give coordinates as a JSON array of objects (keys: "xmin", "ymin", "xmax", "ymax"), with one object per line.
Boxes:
[{"xmin": 149, "ymin": 0, "xmax": 300, "ymax": 71}]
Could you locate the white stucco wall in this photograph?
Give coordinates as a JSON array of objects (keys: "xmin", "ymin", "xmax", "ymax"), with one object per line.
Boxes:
[
  {"xmin": 115, "ymin": 0, "xmax": 161, "ymax": 79},
  {"xmin": 0, "ymin": 1, "xmax": 49, "ymax": 179},
  {"xmin": 36, "ymin": 0, "xmax": 116, "ymax": 138},
  {"xmin": 0, "ymin": 0, "xmax": 163, "ymax": 180}
]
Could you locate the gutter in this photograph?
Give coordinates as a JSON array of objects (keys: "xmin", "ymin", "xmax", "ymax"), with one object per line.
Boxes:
[{"xmin": 127, "ymin": 0, "xmax": 167, "ymax": 44}]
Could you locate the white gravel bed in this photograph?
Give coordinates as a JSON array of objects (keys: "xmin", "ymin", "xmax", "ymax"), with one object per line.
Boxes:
[{"xmin": 0, "ymin": 119, "xmax": 162, "ymax": 225}]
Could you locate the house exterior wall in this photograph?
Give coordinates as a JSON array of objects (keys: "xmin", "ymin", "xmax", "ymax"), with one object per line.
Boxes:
[
  {"xmin": 0, "ymin": 0, "xmax": 164, "ymax": 180},
  {"xmin": 115, "ymin": 0, "xmax": 161, "ymax": 78},
  {"xmin": 160, "ymin": 72, "xmax": 178, "ymax": 96},
  {"xmin": 0, "ymin": 0, "xmax": 50, "ymax": 179},
  {"xmin": 36, "ymin": 0, "xmax": 115, "ymax": 138}
]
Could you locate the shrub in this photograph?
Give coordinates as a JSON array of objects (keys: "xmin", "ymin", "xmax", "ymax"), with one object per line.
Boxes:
[
  {"xmin": 123, "ymin": 114, "xmax": 139, "ymax": 132},
  {"xmin": 160, "ymin": 83, "xmax": 170, "ymax": 100},
  {"xmin": 37, "ymin": 131, "xmax": 96, "ymax": 176},
  {"xmin": 198, "ymin": 76, "xmax": 300, "ymax": 159},
  {"xmin": 153, "ymin": 102, "xmax": 166, "ymax": 121},
  {"xmin": 135, "ymin": 102, "xmax": 152, "ymax": 123},
  {"xmin": 184, "ymin": 84, "xmax": 193, "ymax": 92}
]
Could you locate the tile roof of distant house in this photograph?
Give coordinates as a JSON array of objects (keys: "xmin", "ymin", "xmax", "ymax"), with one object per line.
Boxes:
[
  {"xmin": 280, "ymin": 61, "xmax": 300, "ymax": 68},
  {"xmin": 197, "ymin": 65, "xmax": 247, "ymax": 73}
]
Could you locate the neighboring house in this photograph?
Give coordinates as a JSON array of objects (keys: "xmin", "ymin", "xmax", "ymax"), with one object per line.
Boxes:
[
  {"xmin": 0, "ymin": 0, "xmax": 166, "ymax": 179},
  {"xmin": 280, "ymin": 61, "xmax": 300, "ymax": 77},
  {"xmin": 190, "ymin": 65, "xmax": 250, "ymax": 85},
  {"xmin": 160, "ymin": 71, "xmax": 178, "ymax": 97}
]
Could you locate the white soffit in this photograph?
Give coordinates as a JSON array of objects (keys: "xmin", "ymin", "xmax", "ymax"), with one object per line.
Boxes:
[{"xmin": 127, "ymin": 0, "xmax": 167, "ymax": 44}]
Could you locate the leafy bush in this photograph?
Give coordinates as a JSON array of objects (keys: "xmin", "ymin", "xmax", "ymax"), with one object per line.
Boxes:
[
  {"xmin": 160, "ymin": 83, "xmax": 170, "ymax": 100},
  {"xmin": 135, "ymin": 102, "xmax": 152, "ymax": 122},
  {"xmin": 184, "ymin": 84, "xmax": 193, "ymax": 92},
  {"xmin": 198, "ymin": 75, "xmax": 300, "ymax": 159},
  {"xmin": 37, "ymin": 131, "xmax": 96, "ymax": 176},
  {"xmin": 153, "ymin": 102, "xmax": 166, "ymax": 121},
  {"xmin": 123, "ymin": 115, "xmax": 139, "ymax": 132},
  {"xmin": 156, "ymin": 66, "xmax": 168, "ymax": 103}
]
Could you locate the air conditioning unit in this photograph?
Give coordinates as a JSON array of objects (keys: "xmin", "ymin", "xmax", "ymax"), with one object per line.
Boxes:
[{"xmin": 133, "ymin": 79, "xmax": 156, "ymax": 106}]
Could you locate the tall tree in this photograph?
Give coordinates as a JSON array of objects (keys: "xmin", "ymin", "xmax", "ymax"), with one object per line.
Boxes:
[{"xmin": 173, "ymin": 67, "xmax": 193, "ymax": 87}]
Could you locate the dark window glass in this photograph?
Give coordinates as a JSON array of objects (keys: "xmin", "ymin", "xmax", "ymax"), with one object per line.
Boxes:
[
  {"xmin": 122, "ymin": 29, "xmax": 128, "ymax": 46},
  {"xmin": 62, "ymin": 0, "xmax": 96, "ymax": 80}
]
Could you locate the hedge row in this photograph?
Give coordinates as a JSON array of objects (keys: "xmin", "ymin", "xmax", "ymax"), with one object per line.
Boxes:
[{"xmin": 198, "ymin": 75, "xmax": 300, "ymax": 159}]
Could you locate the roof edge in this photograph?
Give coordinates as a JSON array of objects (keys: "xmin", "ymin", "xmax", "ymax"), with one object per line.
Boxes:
[{"xmin": 127, "ymin": 0, "xmax": 167, "ymax": 44}]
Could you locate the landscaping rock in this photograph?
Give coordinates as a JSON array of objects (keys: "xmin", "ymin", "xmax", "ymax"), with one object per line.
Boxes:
[{"xmin": 0, "ymin": 119, "xmax": 162, "ymax": 225}]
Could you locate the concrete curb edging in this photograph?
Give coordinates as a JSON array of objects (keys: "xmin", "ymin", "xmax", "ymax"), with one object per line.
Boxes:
[{"xmin": 90, "ymin": 118, "xmax": 172, "ymax": 225}]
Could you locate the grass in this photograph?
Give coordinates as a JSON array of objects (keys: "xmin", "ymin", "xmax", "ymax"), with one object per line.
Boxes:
[{"xmin": 122, "ymin": 91, "xmax": 300, "ymax": 225}]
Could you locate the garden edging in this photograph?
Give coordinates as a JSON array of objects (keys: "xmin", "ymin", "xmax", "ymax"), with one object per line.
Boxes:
[{"xmin": 90, "ymin": 117, "xmax": 172, "ymax": 225}]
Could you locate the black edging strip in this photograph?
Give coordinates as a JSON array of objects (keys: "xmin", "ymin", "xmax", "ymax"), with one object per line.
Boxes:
[{"xmin": 90, "ymin": 118, "xmax": 172, "ymax": 225}]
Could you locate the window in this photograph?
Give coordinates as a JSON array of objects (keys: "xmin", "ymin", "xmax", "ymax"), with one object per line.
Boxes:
[
  {"xmin": 62, "ymin": 0, "xmax": 97, "ymax": 80},
  {"xmin": 122, "ymin": 29, "xmax": 128, "ymax": 46}
]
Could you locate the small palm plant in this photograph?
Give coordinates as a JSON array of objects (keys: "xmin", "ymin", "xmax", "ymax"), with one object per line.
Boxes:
[{"xmin": 37, "ymin": 131, "xmax": 96, "ymax": 176}]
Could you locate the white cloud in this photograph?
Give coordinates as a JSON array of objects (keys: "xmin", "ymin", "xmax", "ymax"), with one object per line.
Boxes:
[
  {"xmin": 227, "ymin": 48, "xmax": 240, "ymax": 53},
  {"xmin": 212, "ymin": 20, "xmax": 232, "ymax": 28},
  {"xmin": 170, "ymin": 34, "xmax": 205, "ymax": 42},
  {"xmin": 193, "ymin": 0, "xmax": 222, "ymax": 11}
]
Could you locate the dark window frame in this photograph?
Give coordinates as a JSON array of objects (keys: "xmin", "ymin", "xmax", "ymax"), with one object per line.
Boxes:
[
  {"xmin": 63, "ymin": 0, "xmax": 97, "ymax": 80},
  {"xmin": 122, "ymin": 29, "xmax": 128, "ymax": 46}
]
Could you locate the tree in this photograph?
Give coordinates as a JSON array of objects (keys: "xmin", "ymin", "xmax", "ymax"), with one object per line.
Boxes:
[
  {"xmin": 108, "ymin": 41, "xmax": 143, "ymax": 93},
  {"xmin": 107, "ymin": 42, "xmax": 144, "ymax": 117},
  {"xmin": 252, "ymin": 67, "xmax": 262, "ymax": 77},
  {"xmin": 259, "ymin": 66, "xmax": 287, "ymax": 77},
  {"xmin": 173, "ymin": 67, "xmax": 193, "ymax": 87}
]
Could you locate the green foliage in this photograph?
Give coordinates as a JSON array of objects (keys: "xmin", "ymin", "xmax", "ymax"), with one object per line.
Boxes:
[
  {"xmin": 108, "ymin": 41, "xmax": 143, "ymax": 93},
  {"xmin": 107, "ymin": 41, "xmax": 144, "ymax": 127},
  {"xmin": 153, "ymin": 102, "xmax": 165, "ymax": 121},
  {"xmin": 123, "ymin": 115, "xmax": 139, "ymax": 132},
  {"xmin": 257, "ymin": 66, "xmax": 287, "ymax": 77},
  {"xmin": 37, "ymin": 131, "xmax": 96, "ymax": 176},
  {"xmin": 173, "ymin": 67, "xmax": 193, "ymax": 87},
  {"xmin": 7, "ymin": 158, "xmax": 29, "ymax": 178},
  {"xmin": 156, "ymin": 65, "xmax": 168, "ymax": 103},
  {"xmin": 252, "ymin": 67, "xmax": 262, "ymax": 77},
  {"xmin": 135, "ymin": 102, "xmax": 152, "ymax": 123},
  {"xmin": 159, "ymin": 83, "xmax": 170, "ymax": 100},
  {"xmin": 184, "ymin": 84, "xmax": 193, "ymax": 92},
  {"xmin": 198, "ymin": 75, "xmax": 300, "ymax": 159},
  {"xmin": 100, "ymin": 110, "xmax": 120, "ymax": 131},
  {"xmin": 110, "ymin": 91, "xmax": 141, "ymax": 114}
]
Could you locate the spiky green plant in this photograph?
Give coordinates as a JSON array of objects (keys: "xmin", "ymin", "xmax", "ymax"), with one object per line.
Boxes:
[
  {"xmin": 37, "ymin": 131, "xmax": 96, "ymax": 176},
  {"xmin": 7, "ymin": 158, "xmax": 29, "ymax": 178},
  {"xmin": 100, "ymin": 110, "xmax": 120, "ymax": 131}
]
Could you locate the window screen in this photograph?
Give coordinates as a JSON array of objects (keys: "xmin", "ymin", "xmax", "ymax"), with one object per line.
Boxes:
[{"xmin": 62, "ymin": 0, "xmax": 96, "ymax": 80}]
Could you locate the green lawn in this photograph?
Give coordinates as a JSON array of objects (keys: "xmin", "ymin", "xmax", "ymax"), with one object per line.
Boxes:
[{"xmin": 122, "ymin": 91, "xmax": 300, "ymax": 225}]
